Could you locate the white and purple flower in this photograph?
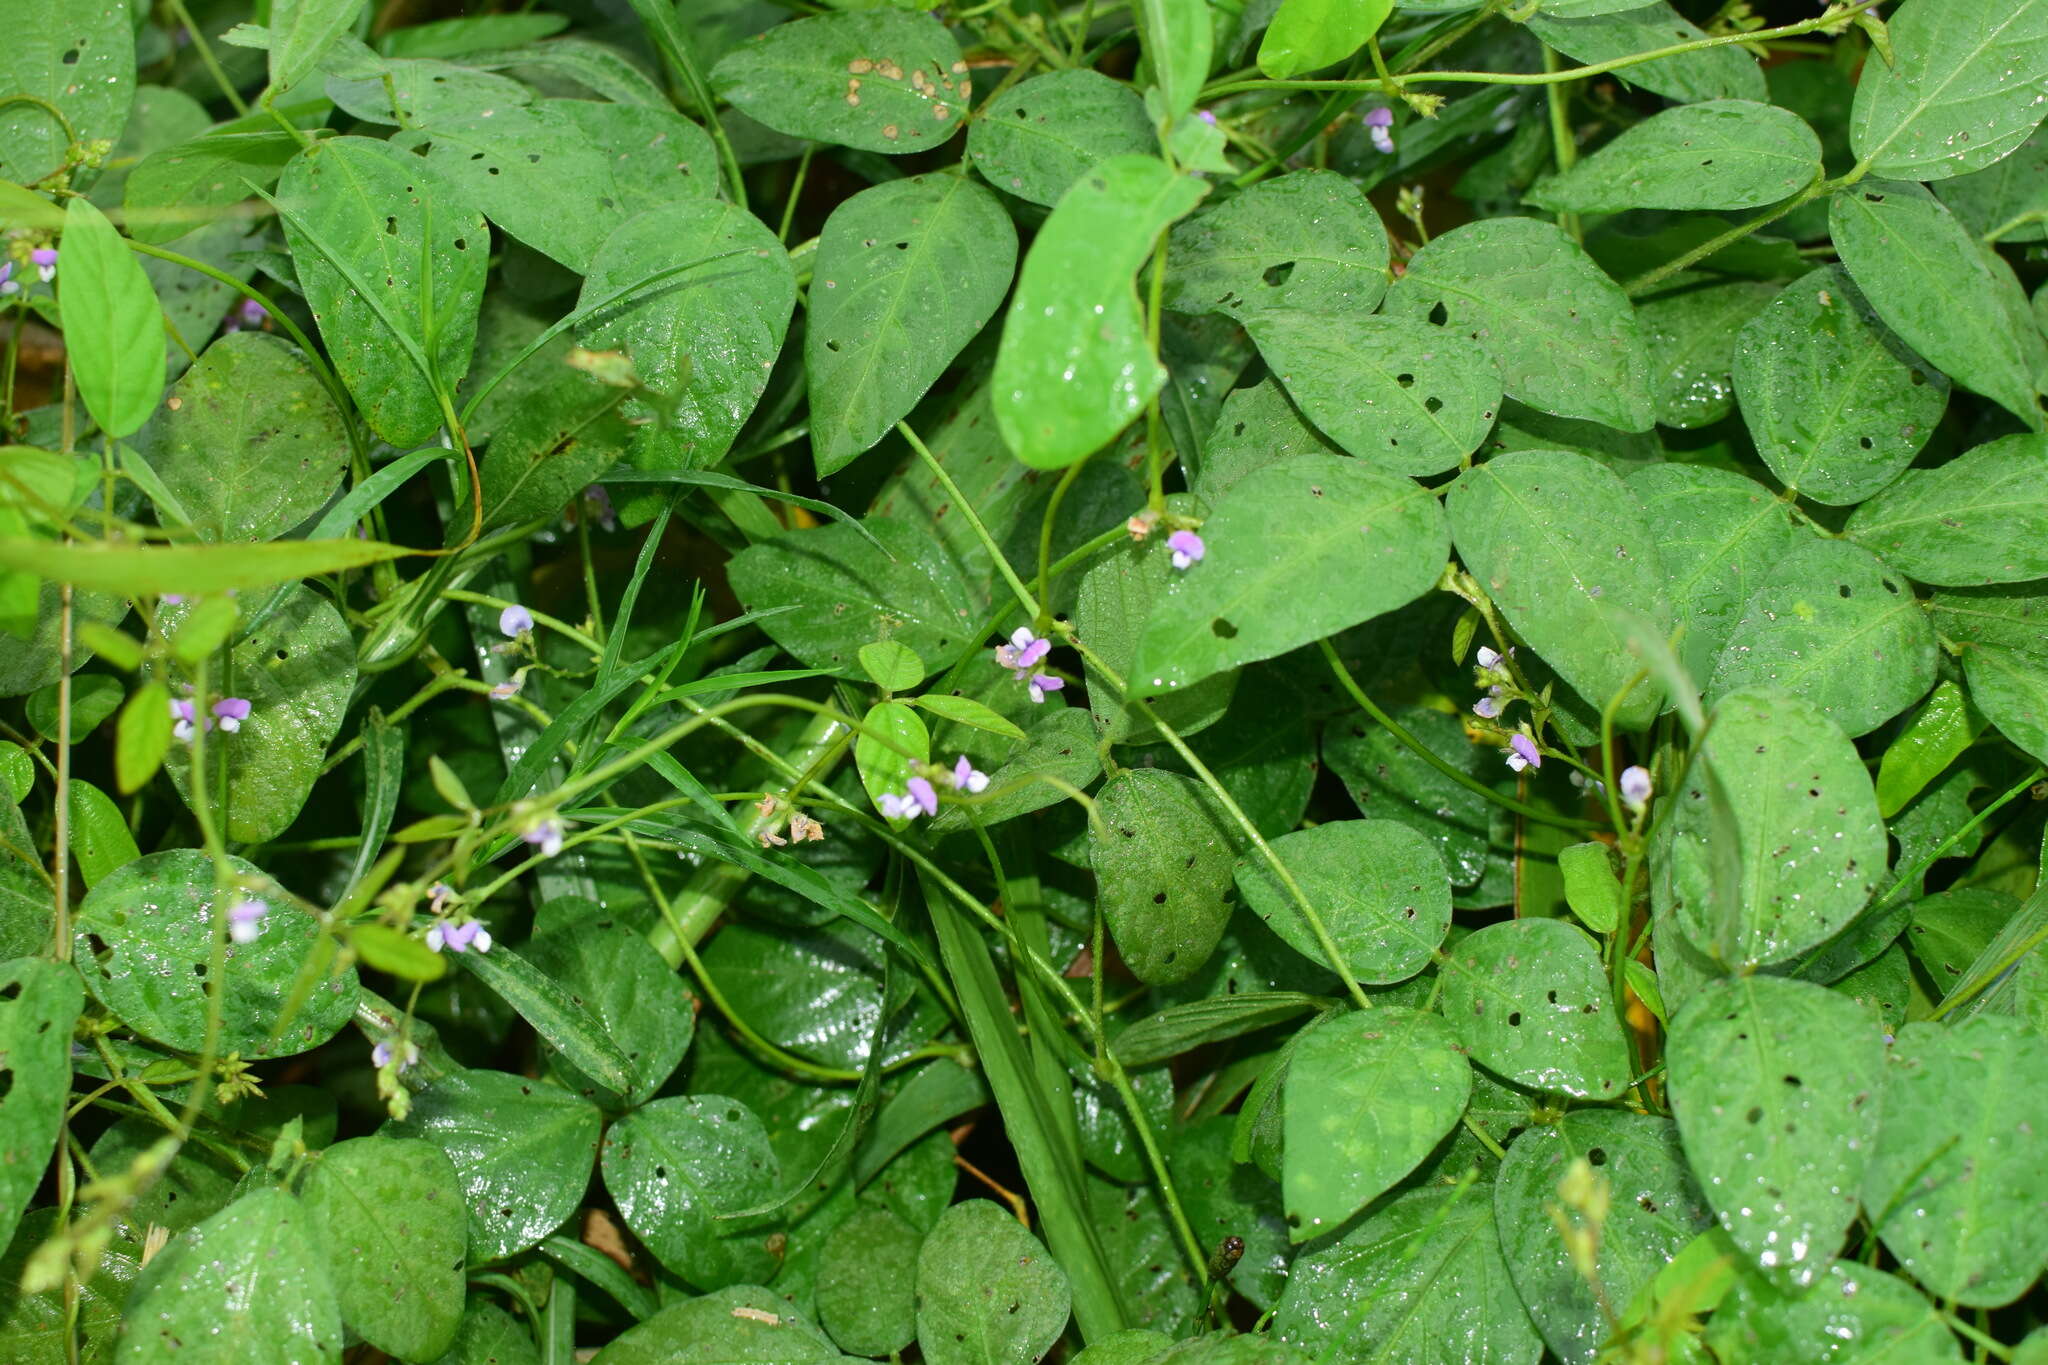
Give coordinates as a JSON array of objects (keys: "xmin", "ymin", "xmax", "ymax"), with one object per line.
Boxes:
[
  {"xmin": 426, "ymin": 919, "xmax": 492, "ymax": 954},
  {"xmin": 1166, "ymin": 529, "xmax": 1205, "ymax": 571},
  {"xmin": 1505, "ymin": 733, "xmax": 1542, "ymax": 773},
  {"xmin": 227, "ymin": 897, "xmax": 267, "ymax": 945},
  {"xmin": 951, "ymin": 755, "xmax": 989, "ymax": 794},
  {"xmin": 1365, "ymin": 107, "xmax": 1395, "ymax": 155},
  {"xmin": 1619, "ymin": 765, "xmax": 1652, "ymax": 811}
]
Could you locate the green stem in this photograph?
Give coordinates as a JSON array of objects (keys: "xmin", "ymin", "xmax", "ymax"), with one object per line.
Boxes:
[
  {"xmin": 1626, "ymin": 172, "xmax": 1843, "ymax": 296},
  {"xmin": 900, "ymin": 420, "xmax": 1043, "ymax": 619},
  {"xmin": 623, "ymin": 0, "xmax": 747, "ymax": 209},
  {"xmin": 1541, "ymin": 45, "xmax": 1581, "ymax": 242},
  {"xmin": 165, "ymin": 0, "xmax": 250, "ymax": 115}
]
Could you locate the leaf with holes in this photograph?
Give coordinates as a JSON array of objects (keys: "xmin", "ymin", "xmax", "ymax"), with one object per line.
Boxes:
[
  {"xmin": 73, "ymin": 849, "xmax": 357, "ymax": 1057},
  {"xmin": 1077, "ymin": 535, "xmax": 1237, "ymax": 745},
  {"xmin": 1165, "ymin": 170, "xmax": 1389, "ymax": 323},
  {"xmin": 1667, "ymin": 975, "xmax": 1886, "ymax": 1287},
  {"xmin": 1705, "ymin": 1261, "xmax": 1963, "ymax": 1362},
  {"xmin": 967, "ymin": 71, "xmax": 1156, "ymax": 208},
  {"xmin": 595, "ymin": 1286, "xmax": 839, "ymax": 1365},
  {"xmin": 1707, "ymin": 539, "xmax": 1937, "ymax": 738},
  {"xmin": 1248, "ymin": 313, "xmax": 1500, "ymax": 476},
  {"xmin": 1448, "ymin": 450, "xmax": 1673, "ymax": 731},
  {"xmin": 712, "ymin": 11, "xmax": 966, "ymax": 155},
  {"xmin": 1733, "ymin": 265, "xmax": 1949, "ymax": 505},
  {"xmin": 601, "ymin": 1095, "xmax": 782, "ymax": 1290},
  {"xmin": 1385, "ymin": 217, "xmax": 1653, "ymax": 432},
  {"xmin": 383, "ymin": 1067, "xmax": 601, "ymax": 1262},
  {"xmin": 299, "ymin": 1136, "xmax": 466, "ymax": 1362},
  {"xmin": 1091, "ymin": 768, "xmax": 1239, "ymax": 986},
  {"xmin": 1495, "ymin": 1112, "xmax": 1712, "ymax": 1365},
  {"xmin": 1530, "ymin": 101, "xmax": 1820, "ymax": 214},
  {"xmin": 1233, "ymin": 820, "xmax": 1449, "ymax": 984},
  {"xmin": 0, "ymin": 0, "xmax": 135, "ymax": 185},
  {"xmin": 1847, "ymin": 434, "xmax": 2048, "ymax": 587},
  {"xmin": 0, "ymin": 959, "xmax": 83, "ymax": 1257},
  {"xmin": 1848, "ymin": 0, "xmax": 2048, "ymax": 184},
  {"xmin": 1440, "ymin": 918, "xmax": 1631, "ymax": 1100},
  {"xmin": 808, "ymin": 175, "xmax": 1016, "ymax": 475},
  {"xmin": 1281, "ymin": 1008, "xmax": 1471, "ymax": 1242},
  {"xmin": 1129, "ymin": 454, "xmax": 1448, "ymax": 692},
  {"xmin": 915, "ymin": 1199, "xmax": 1071, "ymax": 1365},
  {"xmin": 817, "ymin": 1206, "xmax": 922, "ymax": 1356}
]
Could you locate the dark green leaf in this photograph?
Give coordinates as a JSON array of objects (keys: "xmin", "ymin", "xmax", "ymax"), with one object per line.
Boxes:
[
  {"xmin": 65, "ymin": 778, "xmax": 138, "ymax": 887},
  {"xmin": 270, "ymin": 0, "xmax": 370, "ymax": 90},
  {"xmin": 1091, "ymin": 768, "xmax": 1238, "ymax": 985},
  {"xmin": 1078, "ymin": 536, "xmax": 1237, "ymax": 745},
  {"xmin": 1930, "ymin": 584, "xmax": 2048, "ymax": 765},
  {"xmin": 817, "ymin": 1206, "xmax": 922, "ymax": 1356},
  {"xmin": 1527, "ymin": 5, "xmax": 1764, "ymax": 105},
  {"xmin": 1165, "ymin": 170, "xmax": 1390, "ymax": 323},
  {"xmin": 712, "ymin": 11, "xmax": 967, "ymax": 154},
  {"xmin": 966, "ymin": 71, "xmax": 1155, "ymax": 209},
  {"xmin": 524, "ymin": 920, "xmax": 694, "ymax": 1107},
  {"xmin": 0, "ymin": 0, "xmax": 134, "ymax": 185},
  {"xmin": 1847, "ymin": 434, "xmax": 2048, "ymax": 586},
  {"xmin": 1441, "ymin": 918, "xmax": 1632, "ymax": 1099},
  {"xmin": 915, "ymin": 1200, "xmax": 1071, "ymax": 1365},
  {"xmin": 1234, "ymin": 820, "xmax": 1448, "ymax": 983},
  {"xmin": 1848, "ymin": 0, "xmax": 2048, "ymax": 183},
  {"xmin": 602, "ymin": 1095, "xmax": 782, "ymax": 1290},
  {"xmin": 1530, "ymin": 101, "xmax": 1820, "ymax": 214},
  {"xmin": 0, "ymin": 960, "xmax": 83, "ymax": 1255},
  {"xmin": 300, "ymin": 1136, "xmax": 467, "ymax": 1361},
  {"xmin": 1704, "ymin": 1261, "xmax": 1962, "ymax": 1362},
  {"xmin": 1635, "ymin": 275, "xmax": 1775, "ymax": 430},
  {"xmin": 591, "ymin": 1286, "xmax": 839, "ymax": 1365},
  {"xmin": 458, "ymin": 945, "xmax": 634, "ymax": 1098}
]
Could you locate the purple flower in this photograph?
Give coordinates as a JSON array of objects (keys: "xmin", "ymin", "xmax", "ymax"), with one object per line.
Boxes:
[
  {"xmin": 951, "ymin": 755, "xmax": 989, "ymax": 794},
  {"xmin": 211, "ymin": 697, "xmax": 251, "ymax": 733},
  {"xmin": 584, "ymin": 485, "xmax": 616, "ymax": 532},
  {"xmin": 1166, "ymin": 530, "xmax": 1205, "ymax": 571},
  {"xmin": 0, "ymin": 262, "xmax": 14, "ymax": 296},
  {"xmin": 1506, "ymin": 733, "xmax": 1542, "ymax": 773},
  {"xmin": 1365, "ymin": 107, "xmax": 1395, "ymax": 155},
  {"xmin": 30, "ymin": 247, "xmax": 56, "ymax": 283},
  {"xmin": 1198, "ymin": 109, "xmax": 1218, "ymax": 126},
  {"xmin": 227, "ymin": 897, "xmax": 267, "ymax": 945},
  {"xmin": 1473, "ymin": 692, "xmax": 1502, "ymax": 720},
  {"xmin": 1476, "ymin": 645, "xmax": 1501, "ymax": 670},
  {"xmin": 907, "ymin": 775, "xmax": 939, "ymax": 817},
  {"xmin": 427, "ymin": 882, "xmax": 455, "ymax": 915},
  {"xmin": 994, "ymin": 627, "xmax": 1051, "ymax": 679},
  {"xmin": 1620, "ymin": 765, "xmax": 1652, "ymax": 810},
  {"xmin": 161, "ymin": 593, "xmax": 186, "ymax": 606},
  {"xmin": 499, "ymin": 604, "xmax": 534, "ymax": 638},
  {"xmin": 427, "ymin": 919, "xmax": 492, "ymax": 954},
  {"xmin": 521, "ymin": 815, "xmax": 565, "ymax": 858},
  {"xmin": 878, "ymin": 790, "xmax": 923, "ymax": 821},
  {"xmin": 371, "ymin": 1037, "xmax": 418, "ymax": 1071},
  {"xmin": 1027, "ymin": 673, "xmax": 1063, "ymax": 704},
  {"xmin": 169, "ymin": 697, "xmax": 198, "ymax": 742}
]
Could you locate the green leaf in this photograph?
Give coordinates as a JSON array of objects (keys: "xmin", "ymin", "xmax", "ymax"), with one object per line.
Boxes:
[
  {"xmin": 26, "ymin": 674, "xmax": 120, "ymax": 743},
  {"xmin": 1667, "ymin": 975, "xmax": 1886, "ymax": 1287},
  {"xmin": 712, "ymin": 11, "xmax": 966, "ymax": 154},
  {"xmin": 993, "ymin": 156, "xmax": 1208, "ymax": 469},
  {"xmin": 74, "ymin": 849, "xmax": 357, "ymax": 1056},
  {"xmin": 1849, "ymin": 0, "xmax": 2048, "ymax": 183},
  {"xmin": 327, "ymin": 56, "xmax": 532, "ymax": 127},
  {"xmin": 1930, "ymin": 584, "xmax": 2048, "ymax": 765},
  {"xmin": 1732, "ymin": 265, "xmax": 1950, "ymax": 505},
  {"xmin": 1130, "ymin": 454, "xmax": 1447, "ymax": 691},
  {"xmin": 592, "ymin": 1286, "xmax": 838, "ymax": 1365},
  {"xmin": 1667, "ymin": 688, "xmax": 1886, "ymax": 968},
  {"xmin": 1495, "ymin": 1112, "xmax": 1712, "ymax": 1365},
  {"xmin": 429, "ymin": 1303, "xmax": 542, "ymax": 1365},
  {"xmin": 457, "ymin": 945, "xmax": 635, "ymax": 1097},
  {"xmin": 118, "ymin": 1189, "xmax": 341, "ymax": 1361},
  {"xmin": 58, "ymin": 198, "xmax": 164, "ymax": 440},
  {"xmin": 728, "ymin": 518, "xmax": 975, "ymax": 681},
  {"xmin": 1323, "ymin": 703, "xmax": 1493, "ymax": 890},
  {"xmin": 1559, "ymin": 842, "xmax": 1624, "ymax": 935},
  {"xmin": 168, "ymin": 597, "xmax": 240, "ymax": 665},
  {"xmin": 351, "ymin": 922, "xmax": 445, "ymax": 983},
  {"xmin": 912, "ymin": 693, "xmax": 1026, "ymax": 742},
  {"xmin": 929, "ymin": 705, "xmax": 1101, "ymax": 833},
  {"xmin": 1531, "ymin": 101, "xmax": 1820, "ymax": 214},
  {"xmin": 0, "ymin": 0, "xmax": 134, "ymax": 185},
  {"xmin": 915, "ymin": 1200, "xmax": 1071, "ymax": 1365},
  {"xmin": 0, "ymin": 960, "xmax": 83, "ymax": 1256},
  {"xmin": 859, "ymin": 641, "xmax": 925, "ymax": 694},
  {"xmin": 1282, "ymin": 1008, "xmax": 1471, "ymax": 1241},
  {"xmin": 152, "ymin": 585, "xmax": 358, "ymax": 844},
  {"xmin": 110, "ymin": 681, "xmax": 166, "ymax": 795},
  {"xmin": 1864, "ymin": 1014, "xmax": 2048, "ymax": 1305},
  {"xmin": 0, "ymin": 533, "xmax": 407, "ymax": 596},
  {"xmin": 1091, "ymin": 768, "xmax": 1238, "ymax": 985},
  {"xmin": 1935, "ymin": 124, "xmax": 2048, "ymax": 243},
  {"xmin": 1440, "ymin": 917, "xmax": 1632, "ymax": 1100},
  {"xmin": 1233, "ymin": 820, "xmax": 1449, "ymax": 984},
  {"xmin": 1248, "ymin": 313, "xmax": 1500, "ymax": 476},
  {"xmin": 1847, "ymin": 434, "xmax": 2048, "ymax": 586},
  {"xmin": 1165, "ymin": 170, "xmax": 1390, "ymax": 324},
  {"xmin": 420, "ymin": 100, "xmax": 717, "ymax": 273},
  {"xmin": 966, "ymin": 71, "xmax": 1156, "ymax": 209},
  {"xmin": 1112, "ymin": 992, "xmax": 1328, "ymax": 1068},
  {"xmin": 384, "ymin": 1067, "xmax": 602, "ymax": 1262},
  {"xmin": 300, "ymin": 1136, "xmax": 466, "ymax": 1361},
  {"xmin": 1706, "ymin": 539, "xmax": 1937, "ymax": 738},
  {"xmin": 1832, "ymin": 180, "xmax": 2048, "ymax": 431},
  {"xmin": 1904, "ymin": 888, "xmax": 2017, "ymax": 992},
  {"xmin": 124, "ymin": 129, "xmax": 302, "ymax": 248},
  {"xmin": 1274, "ymin": 1185, "xmax": 1542, "ymax": 1364},
  {"xmin": 66, "ymin": 778, "xmax": 137, "ymax": 887},
  {"xmin": 1526, "ymin": 5, "xmax": 1765, "ymax": 105},
  {"xmin": 0, "ymin": 1208, "xmax": 137, "ymax": 1363},
  {"xmin": 817, "ymin": 1206, "xmax": 922, "ymax": 1356},
  {"xmin": 270, "ymin": 0, "xmax": 370, "ymax": 90},
  {"xmin": 809, "ymin": 175, "xmax": 1016, "ymax": 475},
  {"xmin": 132, "ymin": 334, "xmax": 349, "ymax": 542},
  {"xmin": 1704, "ymin": 1261, "xmax": 1962, "ymax": 1363},
  {"xmin": 1635, "ymin": 276, "xmax": 1775, "ymax": 430},
  {"xmin": 1078, "ymin": 536, "xmax": 1237, "ymax": 745},
  {"xmin": 576, "ymin": 200, "xmax": 796, "ymax": 472},
  {"xmin": 1385, "ymin": 218, "xmax": 1654, "ymax": 432},
  {"xmin": 1448, "ymin": 450, "xmax": 1673, "ymax": 730},
  {"xmin": 1258, "ymin": 0, "xmax": 1392, "ymax": 80},
  {"xmin": 275, "ymin": 136, "xmax": 487, "ymax": 447},
  {"xmin": 1876, "ymin": 680, "xmax": 1979, "ymax": 817},
  {"xmin": 1134, "ymin": 0, "xmax": 1211, "ymax": 126},
  {"xmin": 600, "ymin": 1095, "xmax": 781, "ymax": 1290}
]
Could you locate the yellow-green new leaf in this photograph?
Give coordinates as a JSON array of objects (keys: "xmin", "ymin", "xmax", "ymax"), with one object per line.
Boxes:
[{"xmin": 1258, "ymin": 0, "xmax": 1392, "ymax": 80}]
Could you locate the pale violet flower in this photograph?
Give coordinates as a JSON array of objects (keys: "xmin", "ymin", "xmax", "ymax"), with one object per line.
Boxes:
[
  {"xmin": 372, "ymin": 1037, "xmax": 419, "ymax": 1071},
  {"xmin": 878, "ymin": 791, "xmax": 921, "ymax": 820},
  {"xmin": 584, "ymin": 485, "xmax": 616, "ymax": 532},
  {"xmin": 427, "ymin": 882, "xmax": 456, "ymax": 915},
  {"xmin": 951, "ymin": 755, "xmax": 989, "ymax": 794},
  {"xmin": 1620, "ymin": 765, "xmax": 1653, "ymax": 810},
  {"xmin": 1506, "ymin": 733, "xmax": 1542, "ymax": 773},
  {"xmin": 227, "ymin": 897, "xmax": 268, "ymax": 945},
  {"xmin": 169, "ymin": 697, "xmax": 198, "ymax": 743},
  {"xmin": 1027, "ymin": 673, "xmax": 1063, "ymax": 704},
  {"xmin": 224, "ymin": 298, "xmax": 267, "ymax": 332},
  {"xmin": 521, "ymin": 814, "xmax": 565, "ymax": 858},
  {"xmin": 161, "ymin": 593, "xmax": 186, "ymax": 606},
  {"xmin": 1365, "ymin": 106, "xmax": 1395, "ymax": 155},
  {"xmin": 0, "ymin": 262, "xmax": 14, "ymax": 296},
  {"xmin": 906, "ymin": 776, "xmax": 938, "ymax": 817},
  {"xmin": 1473, "ymin": 689, "xmax": 1503, "ymax": 720},
  {"xmin": 490, "ymin": 673, "xmax": 525, "ymax": 700},
  {"xmin": 1166, "ymin": 529, "xmax": 1205, "ymax": 571},
  {"xmin": 1476, "ymin": 645, "xmax": 1501, "ymax": 670},
  {"xmin": 30, "ymin": 247, "xmax": 56, "ymax": 283},
  {"xmin": 426, "ymin": 919, "xmax": 492, "ymax": 954},
  {"xmin": 499, "ymin": 604, "xmax": 534, "ymax": 638},
  {"xmin": 994, "ymin": 627, "xmax": 1050, "ymax": 679},
  {"xmin": 211, "ymin": 697, "xmax": 251, "ymax": 733},
  {"xmin": 881, "ymin": 776, "xmax": 940, "ymax": 820}
]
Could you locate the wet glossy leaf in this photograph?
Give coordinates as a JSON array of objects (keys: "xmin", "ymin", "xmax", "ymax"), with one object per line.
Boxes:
[
  {"xmin": 1832, "ymin": 180, "xmax": 2048, "ymax": 431},
  {"xmin": 1078, "ymin": 536, "xmax": 1237, "ymax": 745},
  {"xmin": 65, "ymin": 778, "xmax": 137, "ymax": 887},
  {"xmin": 1876, "ymin": 681, "xmax": 1979, "ymax": 818},
  {"xmin": 576, "ymin": 199, "xmax": 796, "ymax": 472},
  {"xmin": 0, "ymin": 0, "xmax": 134, "ymax": 185},
  {"xmin": 1531, "ymin": 101, "xmax": 1820, "ymax": 214},
  {"xmin": 525, "ymin": 919, "xmax": 695, "ymax": 1106},
  {"xmin": 124, "ymin": 129, "xmax": 302, "ymax": 248},
  {"xmin": 276, "ymin": 136, "xmax": 487, "ymax": 447},
  {"xmin": 1385, "ymin": 218, "xmax": 1654, "ymax": 432},
  {"xmin": 1440, "ymin": 918, "xmax": 1632, "ymax": 1100},
  {"xmin": 0, "ymin": 960, "xmax": 82, "ymax": 1255},
  {"xmin": 1130, "ymin": 454, "xmax": 1448, "ymax": 691},
  {"xmin": 0, "ymin": 1208, "xmax": 137, "ymax": 1363},
  {"xmin": 1189, "ymin": 376, "xmax": 1341, "ymax": 505},
  {"xmin": 994, "ymin": 157, "xmax": 1208, "ymax": 469},
  {"xmin": 300, "ymin": 1136, "xmax": 466, "ymax": 1361},
  {"xmin": 713, "ymin": 11, "xmax": 966, "ymax": 154},
  {"xmin": 73, "ymin": 849, "xmax": 357, "ymax": 1056},
  {"xmin": 593, "ymin": 1286, "xmax": 838, "ymax": 1365},
  {"xmin": 1273, "ymin": 1184, "xmax": 1541, "ymax": 1365},
  {"xmin": 1666, "ymin": 688, "xmax": 1886, "ymax": 968},
  {"xmin": 967, "ymin": 70, "xmax": 1155, "ymax": 209},
  {"xmin": 1257, "ymin": 0, "xmax": 1390, "ymax": 80},
  {"xmin": 1907, "ymin": 887, "xmax": 2018, "ymax": 996},
  {"xmin": 1248, "ymin": 313, "xmax": 1499, "ymax": 476},
  {"xmin": 1930, "ymin": 584, "xmax": 2048, "ymax": 765},
  {"xmin": 1704, "ymin": 1261, "xmax": 1962, "ymax": 1363},
  {"xmin": 1323, "ymin": 703, "xmax": 1492, "ymax": 889},
  {"xmin": 916, "ymin": 1200, "xmax": 1071, "ymax": 1365},
  {"xmin": 1847, "ymin": 434, "xmax": 2048, "ymax": 586},
  {"xmin": 1935, "ymin": 124, "xmax": 2048, "ymax": 243},
  {"xmin": 1528, "ymin": 4, "xmax": 1764, "ymax": 105},
  {"xmin": 1559, "ymin": 841, "xmax": 1623, "ymax": 935},
  {"xmin": 816, "ymin": 1205, "xmax": 921, "ymax": 1356},
  {"xmin": 384, "ymin": 1067, "xmax": 602, "ymax": 1261},
  {"xmin": 1667, "ymin": 974, "xmax": 1886, "ymax": 1288},
  {"xmin": 1848, "ymin": 0, "xmax": 2048, "ymax": 183},
  {"xmin": 459, "ymin": 945, "xmax": 634, "ymax": 1098},
  {"xmin": 1281, "ymin": 1008, "xmax": 1471, "ymax": 1241},
  {"xmin": 429, "ymin": 1302, "xmax": 542, "ymax": 1365},
  {"xmin": 1707, "ymin": 539, "xmax": 1938, "ymax": 738},
  {"xmin": 116, "ymin": 1188, "xmax": 342, "ymax": 1363},
  {"xmin": 1449, "ymin": 450, "xmax": 1672, "ymax": 730},
  {"xmin": 700, "ymin": 918, "xmax": 942, "ymax": 1072},
  {"xmin": 1170, "ymin": 1118, "xmax": 1291, "ymax": 1312},
  {"xmin": 1091, "ymin": 768, "xmax": 1237, "ymax": 985},
  {"xmin": 1165, "ymin": 170, "xmax": 1390, "ymax": 324},
  {"xmin": 59, "ymin": 198, "xmax": 163, "ymax": 441},
  {"xmin": 602, "ymin": 1095, "xmax": 782, "ymax": 1290},
  {"xmin": 1635, "ymin": 275, "xmax": 1775, "ymax": 430},
  {"xmin": 1233, "ymin": 819, "xmax": 1449, "ymax": 984},
  {"xmin": 1733, "ymin": 265, "xmax": 1949, "ymax": 505},
  {"xmin": 1495, "ymin": 1112, "xmax": 1712, "ymax": 1365}
]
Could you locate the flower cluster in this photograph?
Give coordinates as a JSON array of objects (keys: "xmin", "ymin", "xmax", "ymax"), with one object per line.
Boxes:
[
  {"xmin": 879, "ymin": 755, "xmax": 988, "ymax": 822},
  {"xmin": 426, "ymin": 919, "xmax": 492, "ymax": 954},
  {"xmin": 223, "ymin": 298, "xmax": 267, "ymax": 333},
  {"xmin": 491, "ymin": 604, "xmax": 535, "ymax": 698},
  {"xmin": 995, "ymin": 627, "xmax": 1063, "ymax": 704},
  {"xmin": 170, "ymin": 695, "xmax": 252, "ymax": 742}
]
